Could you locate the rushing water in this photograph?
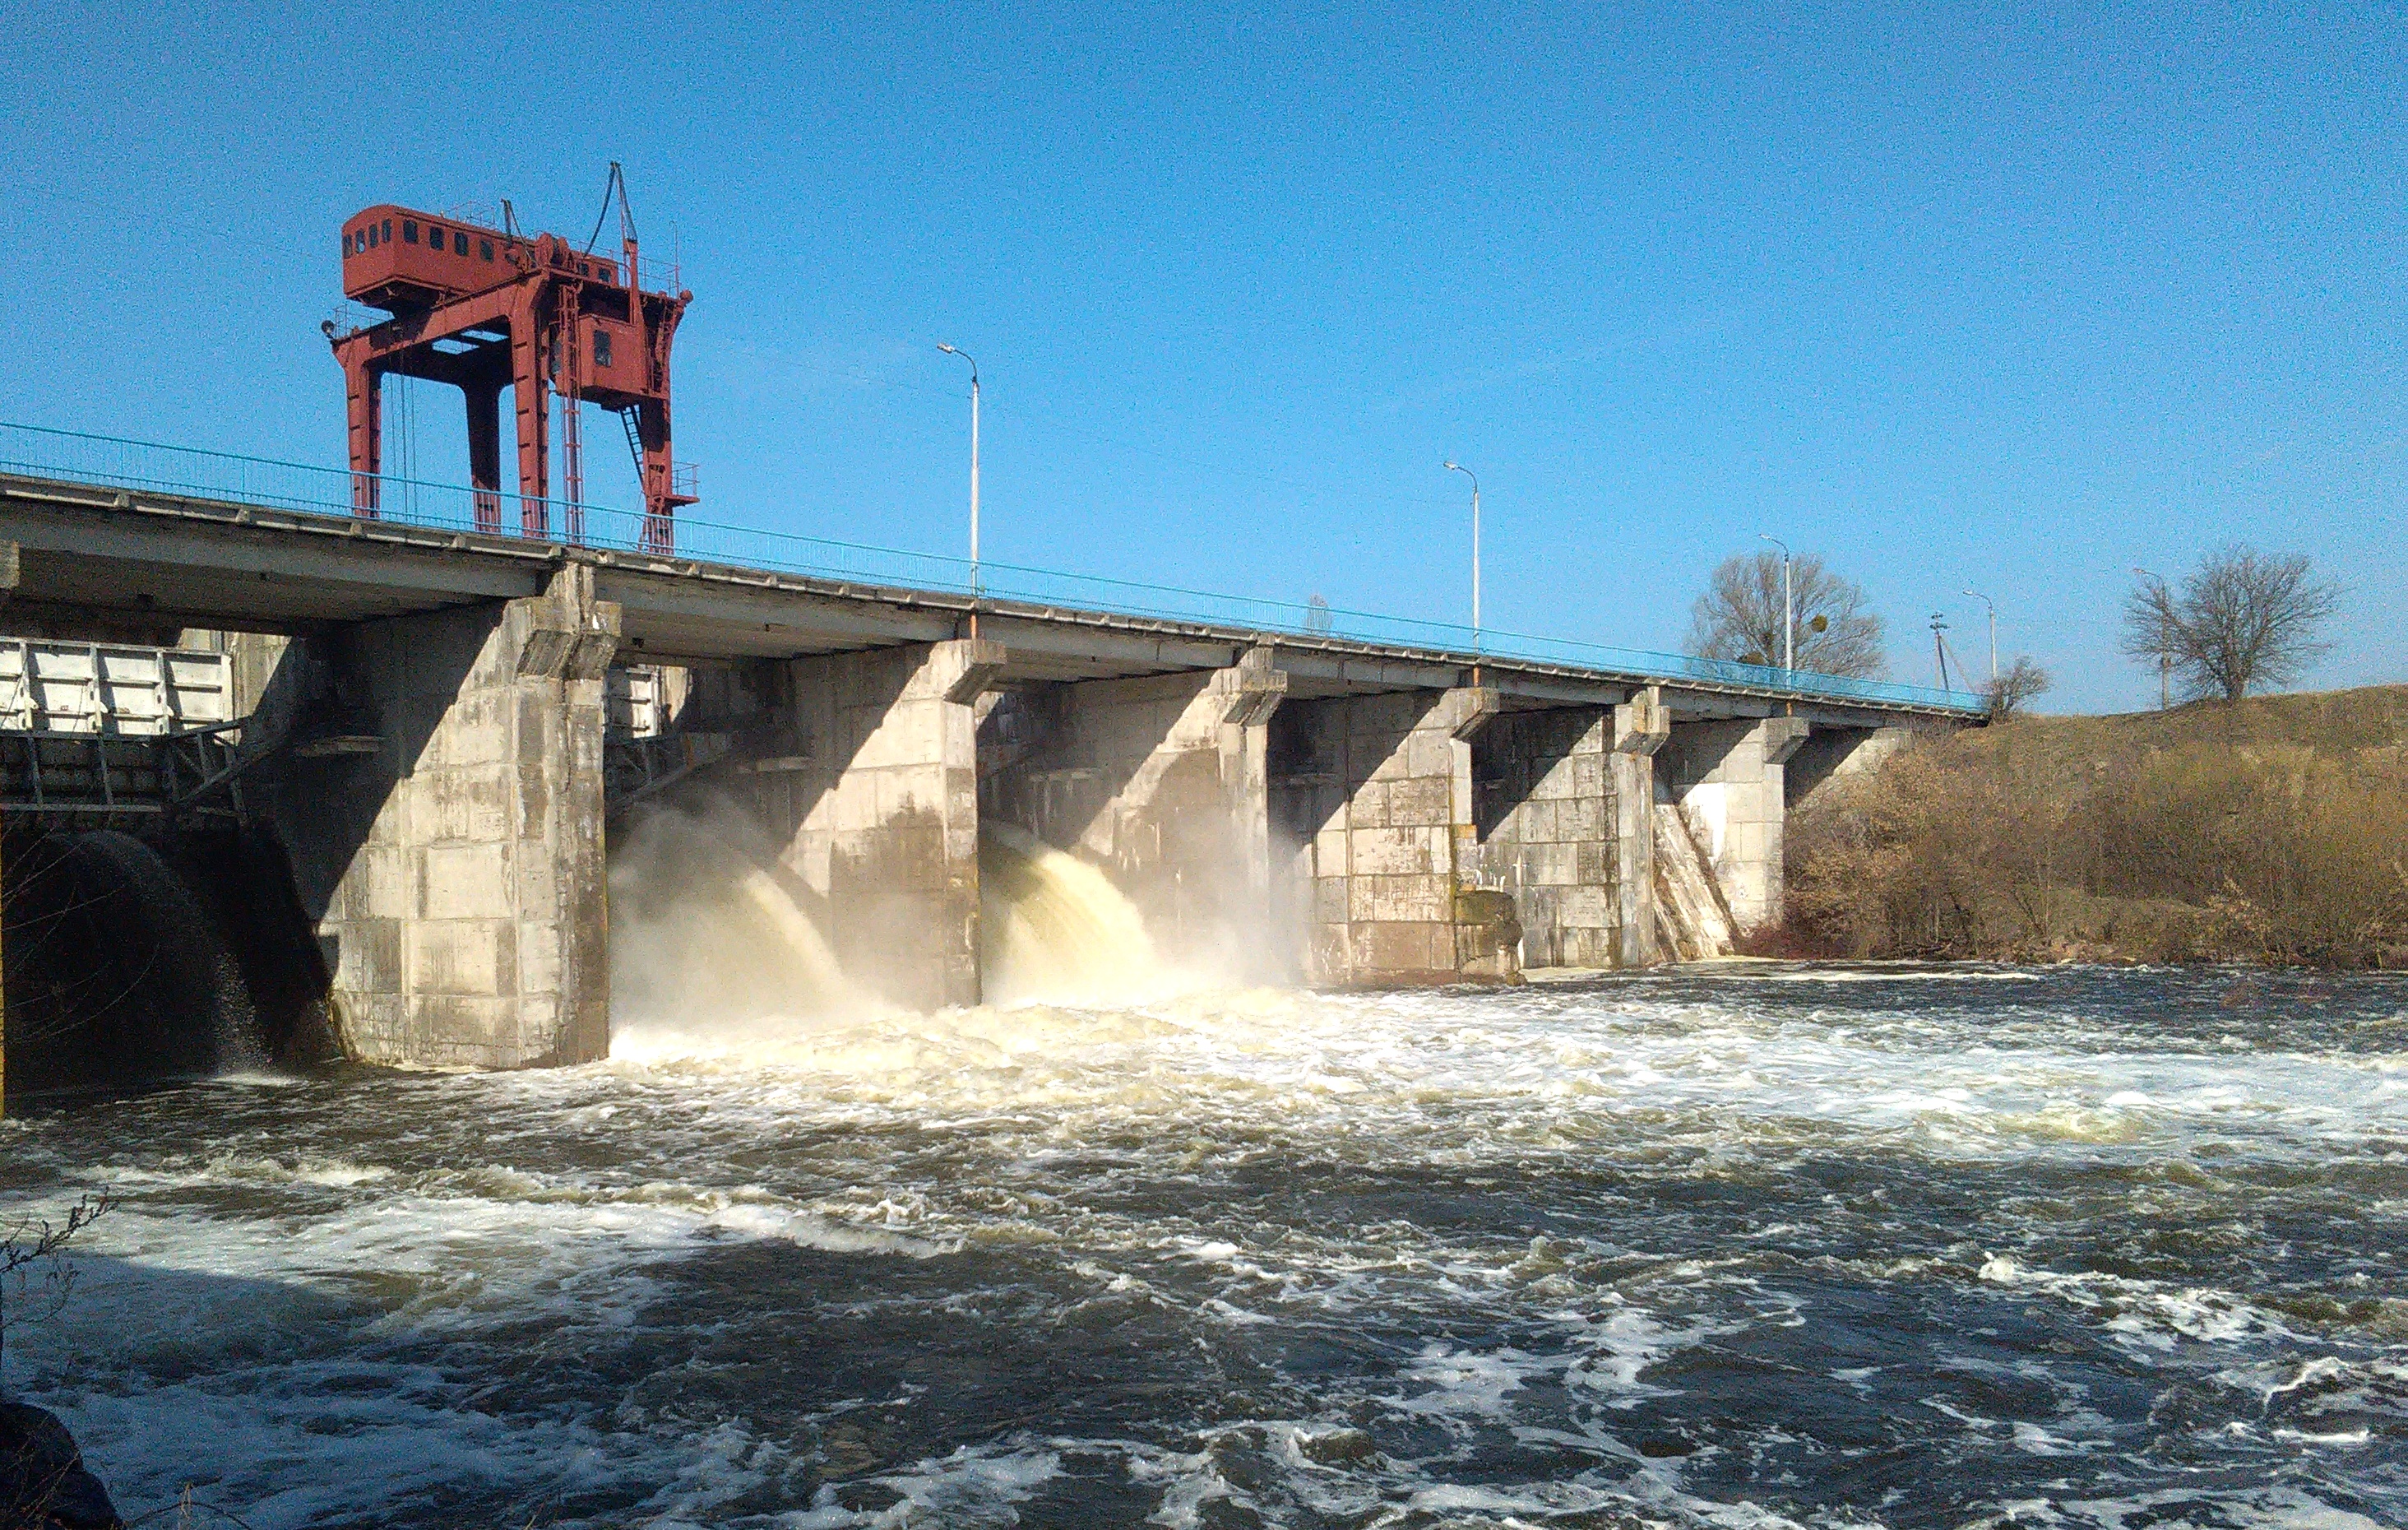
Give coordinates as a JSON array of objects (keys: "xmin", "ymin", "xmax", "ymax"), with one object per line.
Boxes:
[{"xmin": 4, "ymin": 965, "xmax": 2406, "ymax": 1528}]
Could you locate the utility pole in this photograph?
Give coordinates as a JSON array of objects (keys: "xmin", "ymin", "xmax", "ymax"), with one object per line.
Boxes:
[
  {"xmin": 2133, "ymin": 567, "xmax": 2169, "ymax": 710},
  {"xmin": 1759, "ymin": 534, "xmax": 1793, "ymax": 673},
  {"xmin": 1962, "ymin": 587, "xmax": 1997, "ymax": 686},
  {"xmin": 938, "ymin": 345, "xmax": 981, "ymax": 638},
  {"xmin": 1443, "ymin": 461, "xmax": 1481, "ymax": 681},
  {"xmin": 1930, "ymin": 611, "xmax": 1951, "ymax": 692}
]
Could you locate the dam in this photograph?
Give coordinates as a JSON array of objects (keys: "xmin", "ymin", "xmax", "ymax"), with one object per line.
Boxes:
[{"xmin": 0, "ymin": 423, "xmax": 1976, "ymax": 1080}]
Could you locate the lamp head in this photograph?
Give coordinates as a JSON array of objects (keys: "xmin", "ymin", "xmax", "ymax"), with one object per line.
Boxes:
[
  {"xmin": 938, "ymin": 343, "xmax": 959, "ymax": 355},
  {"xmin": 1442, "ymin": 460, "xmax": 1460, "ymax": 471}
]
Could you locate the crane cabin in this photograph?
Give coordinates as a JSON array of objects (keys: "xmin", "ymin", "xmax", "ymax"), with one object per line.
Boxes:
[{"xmin": 325, "ymin": 169, "xmax": 693, "ymax": 549}]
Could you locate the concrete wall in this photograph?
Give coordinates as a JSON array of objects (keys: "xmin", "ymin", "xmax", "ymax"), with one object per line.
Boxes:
[
  {"xmin": 1786, "ymin": 723, "xmax": 1916, "ymax": 810},
  {"xmin": 1660, "ymin": 715, "xmax": 1808, "ymax": 934},
  {"xmin": 748, "ymin": 639, "xmax": 1003, "ymax": 1010},
  {"xmin": 1269, "ymin": 686, "xmax": 1517, "ymax": 986},
  {"xmin": 251, "ymin": 566, "xmax": 618, "ymax": 1068},
  {"xmin": 1447, "ymin": 690, "xmax": 1675, "ymax": 971},
  {"xmin": 1463, "ymin": 707, "xmax": 1616, "ymax": 969},
  {"xmin": 979, "ymin": 648, "xmax": 1285, "ymax": 976}
]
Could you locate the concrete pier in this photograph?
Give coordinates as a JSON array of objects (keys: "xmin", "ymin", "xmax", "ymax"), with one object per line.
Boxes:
[
  {"xmin": 1609, "ymin": 692, "xmax": 1672, "ymax": 967},
  {"xmin": 1660, "ymin": 716, "xmax": 1809, "ymax": 934},
  {"xmin": 256, "ymin": 566, "xmax": 618, "ymax": 1068},
  {"xmin": 1271, "ymin": 685, "xmax": 1519, "ymax": 986}
]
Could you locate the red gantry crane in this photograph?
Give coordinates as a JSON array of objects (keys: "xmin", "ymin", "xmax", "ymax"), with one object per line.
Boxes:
[{"xmin": 326, "ymin": 164, "xmax": 694, "ymax": 551}]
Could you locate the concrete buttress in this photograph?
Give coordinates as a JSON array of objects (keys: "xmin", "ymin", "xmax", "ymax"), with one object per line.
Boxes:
[
  {"xmin": 1610, "ymin": 690, "xmax": 1672, "ymax": 966},
  {"xmin": 257, "ymin": 564, "xmax": 619, "ymax": 1068},
  {"xmin": 1661, "ymin": 714, "xmax": 1809, "ymax": 934}
]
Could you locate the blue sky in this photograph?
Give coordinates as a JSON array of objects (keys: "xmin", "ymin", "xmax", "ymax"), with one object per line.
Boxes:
[{"xmin": 2, "ymin": 1, "xmax": 2400, "ymax": 711}]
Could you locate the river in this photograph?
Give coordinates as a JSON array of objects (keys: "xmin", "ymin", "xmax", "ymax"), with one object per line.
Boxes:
[{"xmin": 3, "ymin": 964, "xmax": 2404, "ymax": 1527}]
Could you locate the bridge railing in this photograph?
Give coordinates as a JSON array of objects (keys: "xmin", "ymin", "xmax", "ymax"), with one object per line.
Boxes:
[{"xmin": 0, "ymin": 421, "xmax": 1984, "ymax": 714}]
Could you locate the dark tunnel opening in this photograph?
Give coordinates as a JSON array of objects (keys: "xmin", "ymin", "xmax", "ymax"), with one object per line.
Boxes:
[{"xmin": 2, "ymin": 822, "xmax": 339, "ymax": 1103}]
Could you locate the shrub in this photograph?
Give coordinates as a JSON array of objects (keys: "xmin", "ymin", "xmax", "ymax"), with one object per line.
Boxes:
[{"xmin": 1785, "ymin": 690, "xmax": 2408, "ymax": 967}]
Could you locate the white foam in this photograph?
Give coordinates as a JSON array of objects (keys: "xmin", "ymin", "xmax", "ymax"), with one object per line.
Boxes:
[{"xmin": 10, "ymin": 967, "xmax": 2404, "ymax": 1523}]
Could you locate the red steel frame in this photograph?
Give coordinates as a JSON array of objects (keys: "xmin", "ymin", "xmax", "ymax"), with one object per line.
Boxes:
[{"xmin": 326, "ymin": 195, "xmax": 694, "ymax": 551}]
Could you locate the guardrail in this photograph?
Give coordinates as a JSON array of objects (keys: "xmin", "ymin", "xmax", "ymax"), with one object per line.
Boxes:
[{"xmin": 0, "ymin": 420, "xmax": 1984, "ymax": 714}]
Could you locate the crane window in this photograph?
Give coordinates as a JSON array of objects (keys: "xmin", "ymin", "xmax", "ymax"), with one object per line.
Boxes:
[
  {"xmin": 480, "ymin": 239, "xmax": 494, "ymax": 261},
  {"xmin": 593, "ymin": 329, "xmax": 613, "ymax": 369},
  {"xmin": 367, "ymin": 225, "xmax": 377, "ymax": 249},
  {"xmin": 382, "ymin": 219, "xmax": 392, "ymax": 243},
  {"xmin": 402, "ymin": 220, "xmax": 418, "ymax": 245},
  {"xmin": 453, "ymin": 230, "xmax": 468, "ymax": 255}
]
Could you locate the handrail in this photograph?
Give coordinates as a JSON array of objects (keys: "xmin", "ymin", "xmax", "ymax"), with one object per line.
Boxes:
[{"xmin": 0, "ymin": 420, "xmax": 1985, "ymax": 714}]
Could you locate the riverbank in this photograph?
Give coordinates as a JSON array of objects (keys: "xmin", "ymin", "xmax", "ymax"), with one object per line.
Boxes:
[{"xmin": 1783, "ymin": 684, "xmax": 2408, "ymax": 967}]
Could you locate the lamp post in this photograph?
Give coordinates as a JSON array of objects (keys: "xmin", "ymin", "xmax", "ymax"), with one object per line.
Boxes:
[
  {"xmin": 2132, "ymin": 566, "xmax": 2168, "ymax": 711},
  {"xmin": 1442, "ymin": 461, "xmax": 1481, "ymax": 675},
  {"xmin": 1758, "ymin": 534, "xmax": 1793, "ymax": 674},
  {"xmin": 1962, "ymin": 587, "xmax": 1997, "ymax": 687},
  {"xmin": 938, "ymin": 343, "xmax": 979, "ymax": 633}
]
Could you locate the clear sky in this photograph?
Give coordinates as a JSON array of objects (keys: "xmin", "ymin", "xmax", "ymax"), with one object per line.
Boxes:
[{"xmin": 3, "ymin": 2, "xmax": 2399, "ymax": 711}]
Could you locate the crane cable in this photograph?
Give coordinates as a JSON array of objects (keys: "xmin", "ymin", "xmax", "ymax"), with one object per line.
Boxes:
[{"xmin": 582, "ymin": 162, "xmax": 635, "ymax": 256}]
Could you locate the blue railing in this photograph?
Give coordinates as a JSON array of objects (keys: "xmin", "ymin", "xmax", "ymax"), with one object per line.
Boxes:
[{"xmin": 0, "ymin": 420, "xmax": 1982, "ymax": 713}]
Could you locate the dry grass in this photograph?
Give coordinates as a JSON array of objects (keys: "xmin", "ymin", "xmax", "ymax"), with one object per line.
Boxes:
[{"xmin": 1786, "ymin": 685, "xmax": 2408, "ymax": 967}]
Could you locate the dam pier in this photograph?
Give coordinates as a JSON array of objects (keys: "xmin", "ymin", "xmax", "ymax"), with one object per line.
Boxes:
[{"xmin": 0, "ymin": 452, "xmax": 1970, "ymax": 1078}]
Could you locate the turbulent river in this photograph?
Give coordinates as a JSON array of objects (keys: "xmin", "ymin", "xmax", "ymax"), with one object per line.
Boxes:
[{"xmin": 4, "ymin": 965, "xmax": 2406, "ymax": 1528}]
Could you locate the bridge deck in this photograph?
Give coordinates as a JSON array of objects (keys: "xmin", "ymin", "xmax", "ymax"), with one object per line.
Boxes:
[{"xmin": 0, "ymin": 468, "xmax": 1980, "ymax": 727}]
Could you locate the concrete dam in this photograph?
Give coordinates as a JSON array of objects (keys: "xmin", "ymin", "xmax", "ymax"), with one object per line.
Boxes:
[{"xmin": 0, "ymin": 447, "xmax": 1975, "ymax": 1086}]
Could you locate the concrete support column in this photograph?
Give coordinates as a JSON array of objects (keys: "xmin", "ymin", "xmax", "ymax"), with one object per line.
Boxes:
[
  {"xmin": 1210, "ymin": 647, "xmax": 1290, "ymax": 934},
  {"xmin": 285, "ymin": 564, "xmax": 619, "ymax": 1067},
  {"xmin": 1609, "ymin": 689, "xmax": 1671, "ymax": 967},
  {"xmin": 771, "ymin": 638, "xmax": 1004, "ymax": 1010},
  {"xmin": 1663, "ymin": 714, "xmax": 1808, "ymax": 934},
  {"xmin": 1281, "ymin": 684, "xmax": 1515, "ymax": 986}
]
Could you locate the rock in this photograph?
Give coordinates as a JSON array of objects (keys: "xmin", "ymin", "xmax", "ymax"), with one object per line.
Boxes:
[{"xmin": 0, "ymin": 1402, "xmax": 122, "ymax": 1529}]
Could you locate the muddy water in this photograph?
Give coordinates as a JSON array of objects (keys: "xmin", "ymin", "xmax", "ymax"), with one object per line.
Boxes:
[{"xmin": 3, "ymin": 965, "xmax": 2405, "ymax": 1527}]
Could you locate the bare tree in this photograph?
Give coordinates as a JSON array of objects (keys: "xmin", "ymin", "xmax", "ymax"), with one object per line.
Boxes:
[
  {"xmin": 1983, "ymin": 656, "xmax": 2051, "ymax": 720},
  {"xmin": 1689, "ymin": 549, "xmax": 1886, "ymax": 678},
  {"xmin": 2122, "ymin": 546, "xmax": 2341, "ymax": 702}
]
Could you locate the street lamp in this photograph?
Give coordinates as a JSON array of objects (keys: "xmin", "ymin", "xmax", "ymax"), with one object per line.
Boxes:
[
  {"xmin": 1442, "ymin": 461, "xmax": 1481, "ymax": 670},
  {"xmin": 1961, "ymin": 587, "xmax": 1997, "ymax": 687},
  {"xmin": 2132, "ymin": 566, "xmax": 2169, "ymax": 711},
  {"xmin": 1758, "ymin": 534, "xmax": 1793, "ymax": 674},
  {"xmin": 938, "ymin": 343, "xmax": 979, "ymax": 631}
]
